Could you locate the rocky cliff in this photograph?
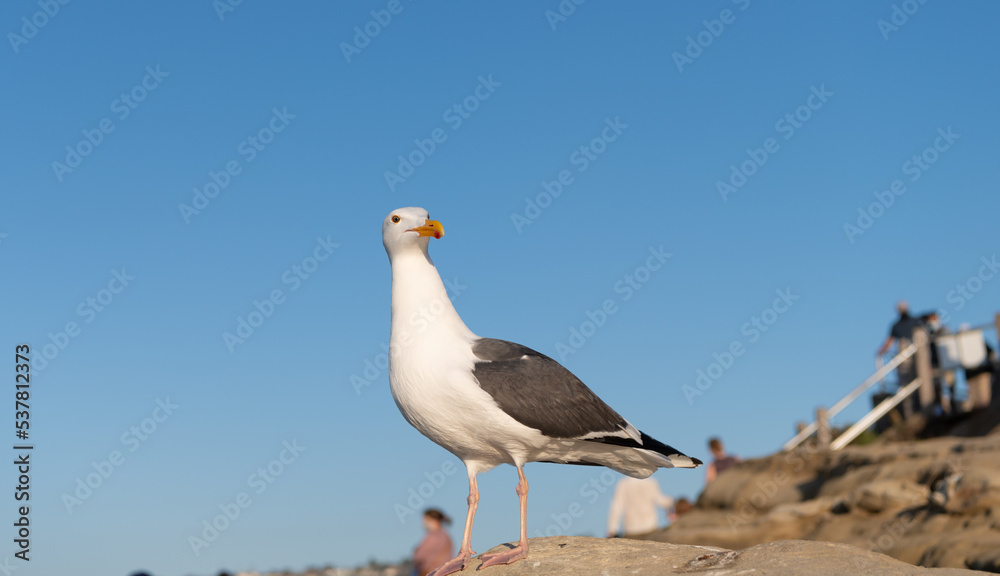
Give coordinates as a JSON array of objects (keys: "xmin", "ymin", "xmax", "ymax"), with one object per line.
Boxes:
[{"xmin": 646, "ymin": 433, "xmax": 1000, "ymax": 572}]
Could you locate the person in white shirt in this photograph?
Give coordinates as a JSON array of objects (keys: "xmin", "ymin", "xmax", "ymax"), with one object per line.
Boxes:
[{"xmin": 606, "ymin": 476, "xmax": 675, "ymax": 538}]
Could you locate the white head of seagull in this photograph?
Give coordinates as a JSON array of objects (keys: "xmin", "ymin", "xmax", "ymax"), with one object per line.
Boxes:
[
  {"xmin": 380, "ymin": 207, "xmax": 701, "ymax": 576},
  {"xmin": 382, "ymin": 207, "xmax": 443, "ymax": 262}
]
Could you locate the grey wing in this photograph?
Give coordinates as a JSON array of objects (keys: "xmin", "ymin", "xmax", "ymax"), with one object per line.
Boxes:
[{"xmin": 471, "ymin": 338, "xmax": 637, "ymax": 441}]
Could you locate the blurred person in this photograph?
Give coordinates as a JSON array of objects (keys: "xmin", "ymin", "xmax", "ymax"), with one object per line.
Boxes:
[
  {"xmin": 877, "ymin": 301, "xmax": 923, "ymax": 388},
  {"xmin": 671, "ymin": 497, "xmax": 693, "ymax": 522},
  {"xmin": 413, "ymin": 508, "xmax": 453, "ymax": 576},
  {"xmin": 607, "ymin": 476, "xmax": 674, "ymax": 538},
  {"xmin": 704, "ymin": 437, "xmax": 740, "ymax": 484},
  {"xmin": 964, "ymin": 338, "xmax": 996, "ymax": 410}
]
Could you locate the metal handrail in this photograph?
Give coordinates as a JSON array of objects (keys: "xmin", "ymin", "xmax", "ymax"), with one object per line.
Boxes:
[
  {"xmin": 829, "ymin": 343, "xmax": 916, "ymax": 417},
  {"xmin": 830, "ymin": 378, "xmax": 921, "ymax": 450},
  {"xmin": 782, "ymin": 344, "xmax": 916, "ymax": 451}
]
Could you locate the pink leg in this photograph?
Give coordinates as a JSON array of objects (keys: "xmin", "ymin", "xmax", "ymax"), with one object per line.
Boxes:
[
  {"xmin": 480, "ymin": 465, "xmax": 529, "ymax": 568},
  {"xmin": 429, "ymin": 469, "xmax": 479, "ymax": 576}
]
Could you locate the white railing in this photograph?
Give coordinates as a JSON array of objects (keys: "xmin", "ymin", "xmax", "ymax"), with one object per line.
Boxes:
[
  {"xmin": 782, "ymin": 344, "xmax": 916, "ymax": 451},
  {"xmin": 830, "ymin": 378, "xmax": 921, "ymax": 450}
]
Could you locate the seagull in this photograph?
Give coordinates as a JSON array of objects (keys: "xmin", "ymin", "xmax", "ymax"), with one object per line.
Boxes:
[{"xmin": 382, "ymin": 207, "xmax": 702, "ymax": 576}]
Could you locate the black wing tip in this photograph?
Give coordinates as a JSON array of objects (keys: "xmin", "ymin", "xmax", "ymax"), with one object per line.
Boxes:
[{"xmin": 588, "ymin": 431, "xmax": 702, "ymax": 468}]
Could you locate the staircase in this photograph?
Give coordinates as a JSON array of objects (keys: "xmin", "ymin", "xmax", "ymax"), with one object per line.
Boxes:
[{"xmin": 783, "ymin": 314, "xmax": 999, "ymax": 452}]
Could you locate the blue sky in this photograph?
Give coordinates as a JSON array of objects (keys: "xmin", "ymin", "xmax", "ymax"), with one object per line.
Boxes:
[{"xmin": 3, "ymin": 1, "xmax": 999, "ymax": 575}]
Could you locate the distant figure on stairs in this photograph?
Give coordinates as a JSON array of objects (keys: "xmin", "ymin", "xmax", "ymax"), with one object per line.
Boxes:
[
  {"xmin": 704, "ymin": 437, "xmax": 740, "ymax": 485},
  {"xmin": 920, "ymin": 311, "xmax": 955, "ymax": 414},
  {"xmin": 877, "ymin": 301, "xmax": 923, "ymax": 387},
  {"xmin": 964, "ymin": 339, "xmax": 997, "ymax": 410}
]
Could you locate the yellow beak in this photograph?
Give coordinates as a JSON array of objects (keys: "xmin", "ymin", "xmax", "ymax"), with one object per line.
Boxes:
[{"xmin": 409, "ymin": 219, "xmax": 444, "ymax": 239}]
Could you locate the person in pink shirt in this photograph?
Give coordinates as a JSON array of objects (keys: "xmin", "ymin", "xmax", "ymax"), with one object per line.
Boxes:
[
  {"xmin": 704, "ymin": 437, "xmax": 741, "ymax": 484},
  {"xmin": 413, "ymin": 508, "xmax": 454, "ymax": 576}
]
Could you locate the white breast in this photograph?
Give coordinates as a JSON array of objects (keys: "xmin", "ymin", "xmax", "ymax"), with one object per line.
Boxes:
[{"xmin": 387, "ymin": 248, "xmax": 549, "ymax": 468}]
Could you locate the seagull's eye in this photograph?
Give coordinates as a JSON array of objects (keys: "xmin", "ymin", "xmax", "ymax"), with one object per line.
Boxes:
[{"xmin": 391, "ymin": 215, "xmax": 401, "ymax": 223}]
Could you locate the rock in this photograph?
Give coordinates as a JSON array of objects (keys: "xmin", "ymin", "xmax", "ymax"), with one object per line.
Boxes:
[
  {"xmin": 768, "ymin": 497, "xmax": 838, "ymax": 522},
  {"xmin": 967, "ymin": 547, "xmax": 1000, "ymax": 573},
  {"xmin": 892, "ymin": 526, "xmax": 1000, "ymax": 570},
  {"xmin": 849, "ymin": 478, "xmax": 928, "ymax": 513},
  {"xmin": 929, "ymin": 473, "xmax": 962, "ymax": 509},
  {"xmin": 697, "ymin": 452, "xmax": 816, "ymax": 512},
  {"xmin": 941, "ymin": 468, "xmax": 1000, "ymax": 513},
  {"xmin": 449, "ymin": 537, "xmax": 982, "ymax": 575}
]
